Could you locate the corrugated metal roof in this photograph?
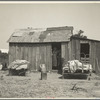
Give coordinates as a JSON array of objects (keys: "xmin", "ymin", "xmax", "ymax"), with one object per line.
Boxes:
[{"xmin": 7, "ymin": 26, "xmax": 73, "ymax": 43}]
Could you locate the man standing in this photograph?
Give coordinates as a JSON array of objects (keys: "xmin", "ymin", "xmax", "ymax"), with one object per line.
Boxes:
[{"xmin": 52, "ymin": 48, "xmax": 58, "ymax": 69}]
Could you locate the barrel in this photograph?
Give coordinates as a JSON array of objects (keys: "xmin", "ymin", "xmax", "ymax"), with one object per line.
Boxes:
[{"xmin": 40, "ymin": 64, "xmax": 47, "ymax": 80}]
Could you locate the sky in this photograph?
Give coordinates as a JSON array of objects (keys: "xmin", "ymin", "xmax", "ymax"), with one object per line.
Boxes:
[{"xmin": 0, "ymin": 2, "xmax": 100, "ymax": 49}]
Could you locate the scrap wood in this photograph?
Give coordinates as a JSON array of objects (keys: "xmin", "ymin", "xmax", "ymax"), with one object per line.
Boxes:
[
  {"xmin": 71, "ymin": 83, "xmax": 77, "ymax": 90},
  {"xmin": 71, "ymin": 83, "xmax": 87, "ymax": 92}
]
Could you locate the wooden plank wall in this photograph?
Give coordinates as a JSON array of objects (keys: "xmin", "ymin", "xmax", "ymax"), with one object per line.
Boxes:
[
  {"xmin": 95, "ymin": 42, "xmax": 100, "ymax": 74},
  {"xmin": 9, "ymin": 43, "xmax": 13, "ymax": 64},
  {"xmin": 9, "ymin": 43, "xmax": 52, "ymax": 72},
  {"xmin": 61, "ymin": 42, "xmax": 69, "ymax": 67},
  {"xmin": 9, "ymin": 40, "xmax": 100, "ymax": 73},
  {"xmin": 61, "ymin": 39, "xmax": 80, "ymax": 67},
  {"xmin": 75, "ymin": 39, "xmax": 80, "ymax": 60},
  {"xmin": 88, "ymin": 41, "xmax": 100, "ymax": 74},
  {"xmin": 68, "ymin": 41, "xmax": 72, "ymax": 60},
  {"xmin": 90, "ymin": 41, "xmax": 96, "ymax": 71},
  {"xmin": 71, "ymin": 38, "xmax": 80, "ymax": 60},
  {"xmin": 61, "ymin": 38, "xmax": 100, "ymax": 74},
  {"xmin": 71, "ymin": 39, "xmax": 76, "ymax": 60}
]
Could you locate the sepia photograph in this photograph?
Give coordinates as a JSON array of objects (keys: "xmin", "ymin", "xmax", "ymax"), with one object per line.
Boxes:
[{"xmin": 0, "ymin": 1, "xmax": 100, "ymax": 99}]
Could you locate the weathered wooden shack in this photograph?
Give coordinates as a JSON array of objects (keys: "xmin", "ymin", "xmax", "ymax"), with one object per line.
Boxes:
[
  {"xmin": 7, "ymin": 26, "xmax": 100, "ymax": 74},
  {"xmin": 70, "ymin": 37, "xmax": 100, "ymax": 74}
]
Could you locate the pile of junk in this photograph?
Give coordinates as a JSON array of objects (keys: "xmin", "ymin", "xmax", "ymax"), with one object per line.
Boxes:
[
  {"xmin": 62, "ymin": 60, "xmax": 93, "ymax": 79},
  {"xmin": 8, "ymin": 60, "xmax": 30, "ymax": 76}
]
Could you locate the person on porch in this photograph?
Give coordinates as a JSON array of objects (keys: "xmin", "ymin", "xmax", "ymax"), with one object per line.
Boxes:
[{"xmin": 52, "ymin": 47, "xmax": 58, "ymax": 69}]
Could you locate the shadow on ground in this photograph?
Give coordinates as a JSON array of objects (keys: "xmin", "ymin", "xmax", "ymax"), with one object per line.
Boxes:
[{"xmin": 59, "ymin": 74, "xmax": 88, "ymax": 80}]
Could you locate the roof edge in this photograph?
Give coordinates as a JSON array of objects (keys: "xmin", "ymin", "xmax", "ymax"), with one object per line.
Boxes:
[
  {"xmin": 47, "ymin": 26, "xmax": 74, "ymax": 31},
  {"xmin": 71, "ymin": 36, "xmax": 100, "ymax": 42}
]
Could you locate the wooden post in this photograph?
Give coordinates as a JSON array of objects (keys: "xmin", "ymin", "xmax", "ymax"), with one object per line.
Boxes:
[{"xmin": 40, "ymin": 64, "xmax": 47, "ymax": 80}]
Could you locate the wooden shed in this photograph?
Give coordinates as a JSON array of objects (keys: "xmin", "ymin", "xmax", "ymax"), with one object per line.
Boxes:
[{"xmin": 7, "ymin": 26, "xmax": 100, "ymax": 74}]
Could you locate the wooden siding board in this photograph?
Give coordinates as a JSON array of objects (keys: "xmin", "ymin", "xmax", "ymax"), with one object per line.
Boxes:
[
  {"xmin": 95, "ymin": 42, "xmax": 100, "ymax": 74},
  {"xmin": 71, "ymin": 39, "xmax": 76, "ymax": 60},
  {"xmin": 15, "ymin": 44, "xmax": 20, "ymax": 60},
  {"xmin": 76, "ymin": 39, "xmax": 80, "ymax": 60},
  {"xmin": 41, "ymin": 45, "xmax": 46, "ymax": 64},
  {"xmin": 9, "ymin": 44, "xmax": 13, "ymax": 64},
  {"xmin": 94, "ymin": 42, "xmax": 97, "ymax": 70},
  {"xmin": 90, "ymin": 42, "xmax": 97, "ymax": 71},
  {"xmin": 28, "ymin": 44, "xmax": 32, "ymax": 71},
  {"xmin": 46, "ymin": 45, "xmax": 49, "ymax": 71},
  {"xmin": 49, "ymin": 45, "xmax": 52, "ymax": 71},
  {"xmin": 93, "ymin": 42, "xmax": 95, "ymax": 70},
  {"xmin": 32, "ymin": 45, "xmax": 37, "ymax": 71},
  {"xmin": 93, "ymin": 42, "xmax": 96, "ymax": 71},
  {"xmin": 20, "ymin": 44, "xmax": 24, "ymax": 60},
  {"xmin": 90, "ymin": 42, "xmax": 95, "ymax": 70},
  {"xmin": 13, "ymin": 44, "xmax": 16, "ymax": 61},
  {"xmin": 36, "ymin": 46, "xmax": 40, "ymax": 71},
  {"xmin": 97, "ymin": 43, "xmax": 100, "ymax": 73},
  {"xmin": 89, "ymin": 41, "xmax": 92, "ymax": 64},
  {"xmin": 32, "ymin": 45, "xmax": 36, "ymax": 71},
  {"xmin": 61, "ymin": 43, "xmax": 65, "ymax": 60},
  {"xmin": 44, "ymin": 46, "xmax": 47, "ymax": 70},
  {"xmin": 61, "ymin": 42, "xmax": 69, "ymax": 62},
  {"xmin": 61, "ymin": 42, "xmax": 69, "ymax": 69},
  {"xmin": 24, "ymin": 45, "xmax": 28, "ymax": 61},
  {"xmin": 18, "ymin": 45, "xmax": 21, "ymax": 60},
  {"xmin": 68, "ymin": 41, "xmax": 72, "ymax": 60},
  {"xmin": 46, "ymin": 44, "xmax": 52, "ymax": 71},
  {"xmin": 9, "ymin": 44, "xmax": 11, "ymax": 64},
  {"xmin": 94, "ymin": 42, "xmax": 97, "ymax": 72},
  {"xmin": 39, "ymin": 45, "xmax": 44, "ymax": 64},
  {"xmin": 30, "ymin": 46, "xmax": 34, "ymax": 71},
  {"xmin": 65, "ymin": 43, "xmax": 69, "ymax": 62}
]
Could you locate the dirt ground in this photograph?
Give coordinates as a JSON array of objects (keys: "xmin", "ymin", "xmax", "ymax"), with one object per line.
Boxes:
[{"xmin": 0, "ymin": 70, "xmax": 100, "ymax": 99}]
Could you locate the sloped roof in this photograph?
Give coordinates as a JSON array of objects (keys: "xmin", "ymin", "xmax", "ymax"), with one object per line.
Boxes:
[
  {"xmin": 71, "ymin": 36, "xmax": 100, "ymax": 42},
  {"xmin": 8, "ymin": 26, "xmax": 73, "ymax": 43}
]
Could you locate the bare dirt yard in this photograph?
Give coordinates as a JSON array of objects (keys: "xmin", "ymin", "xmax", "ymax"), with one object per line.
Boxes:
[{"xmin": 0, "ymin": 70, "xmax": 100, "ymax": 99}]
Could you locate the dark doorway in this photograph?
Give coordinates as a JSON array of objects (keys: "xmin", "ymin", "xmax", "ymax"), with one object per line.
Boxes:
[
  {"xmin": 80, "ymin": 43, "xmax": 90, "ymax": 63},
  {"xmin": 52, "ymin": 43, "xmax": 61, "ymax": 70}
]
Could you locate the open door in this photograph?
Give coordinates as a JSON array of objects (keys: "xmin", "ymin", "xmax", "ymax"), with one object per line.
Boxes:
[
  {"xmin": 80, "ymin": 43, "xmax": 90, "ymax": 63},
  {"xmin": 52, "ymin": 43, "xmax": 61, "ymax": 70}
]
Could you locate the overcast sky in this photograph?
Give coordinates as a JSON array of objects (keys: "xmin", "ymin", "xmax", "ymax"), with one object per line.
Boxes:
[{"xmin": 0, "ymin": 2, "xmax": 100, "ymax": 49}]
